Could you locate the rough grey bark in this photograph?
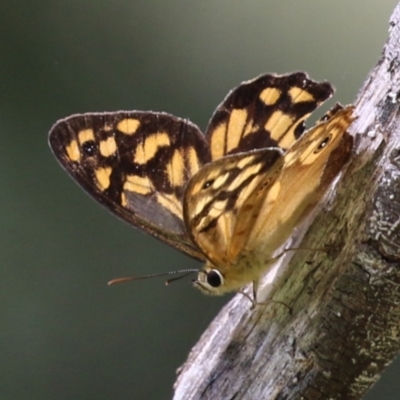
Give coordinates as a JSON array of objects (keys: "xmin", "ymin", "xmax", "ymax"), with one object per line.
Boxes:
[{"xmin": 173, "ymin": 3, "xmax": 400, "ymax": 400}]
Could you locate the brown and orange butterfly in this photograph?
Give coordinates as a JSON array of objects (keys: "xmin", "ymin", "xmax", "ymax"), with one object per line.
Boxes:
[{"xmin": 49, "ymin": 72, "xmax": 354, "ymax": 299}]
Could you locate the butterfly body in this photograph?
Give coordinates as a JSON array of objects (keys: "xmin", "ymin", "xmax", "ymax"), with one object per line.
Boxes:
[{"xmin": 49, "ymin": 73, "xmax": 354, "ymax": 298}]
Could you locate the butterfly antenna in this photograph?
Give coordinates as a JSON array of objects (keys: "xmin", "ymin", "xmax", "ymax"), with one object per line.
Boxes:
[
  {"xmin": 165, "ymin": 271, "xmax": 195, "ymax": 285},
  {"xmin": 108, "ymin": 269, "xmax": 198, "ymax": 286}
]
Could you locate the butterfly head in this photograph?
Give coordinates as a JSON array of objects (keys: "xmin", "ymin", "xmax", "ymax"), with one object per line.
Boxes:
[
  {"xmin": 194, "ymin": 267, "xmax": 224, "ymax": 295},
  {"xmin": 193, "ymin": 263, "xmax": 233, "ymax": 295}
]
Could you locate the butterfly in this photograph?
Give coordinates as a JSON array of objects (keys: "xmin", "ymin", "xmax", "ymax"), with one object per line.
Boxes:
[{"xmin": 48, "ymin": 72, "xmax": 354, "ymax": 300}]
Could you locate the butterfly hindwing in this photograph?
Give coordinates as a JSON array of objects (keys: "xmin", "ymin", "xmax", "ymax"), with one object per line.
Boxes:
[
  {"xmin": 233, "ymin": 105, "xmax": 355, "ymax": 259},
  {"xmin": 49, "ymin": 111, "xmax": 210, "ymax": 260},
  {"xmin": 206, "ymin": 72, "xmax": 334, "ymax": 160}
]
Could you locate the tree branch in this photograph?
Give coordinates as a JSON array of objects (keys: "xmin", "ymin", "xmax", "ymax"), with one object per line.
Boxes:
[{"xmin": 173, "ymin": 3, "xmax": 400, "ymax": 399}]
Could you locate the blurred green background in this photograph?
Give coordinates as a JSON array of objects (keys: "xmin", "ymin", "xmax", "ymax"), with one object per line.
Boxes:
[{"xmin": 1, "ymin": 1, "xmax": 399, "ymax": 399}]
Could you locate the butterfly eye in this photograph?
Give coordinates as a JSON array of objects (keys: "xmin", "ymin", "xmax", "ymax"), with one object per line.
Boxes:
[
  {"xmin": 82, "ymin": 141, "xmax": 97, "ymax": 156},
  {"xmin": 202, "ymin": 179, "xmax": 214, "ymax": 190},
  {"xmin": 316, "ymin": 135, "xmax": 332, "ymax": 152},
  {"xmin": 206, "ymin": 269, "xmax": 224, "ymax": 288}
]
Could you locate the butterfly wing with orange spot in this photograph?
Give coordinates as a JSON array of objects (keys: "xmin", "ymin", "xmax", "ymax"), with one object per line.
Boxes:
[
  {"xmin": 206, "ymin": 72, "xmax": 334, "ymax": 160},
  {"xmin": 49, "ymin": 111, "xmax": 210, "ymax": 260}
]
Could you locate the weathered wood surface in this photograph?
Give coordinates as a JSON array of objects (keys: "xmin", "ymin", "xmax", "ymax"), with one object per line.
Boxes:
[{"xmin": 173, "ymin": 3, "xmax": 400, "ymax": 399}]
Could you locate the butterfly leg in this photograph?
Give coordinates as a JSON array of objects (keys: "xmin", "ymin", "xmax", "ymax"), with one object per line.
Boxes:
[
  {"xmin": 237, "ymin": 280, "xmax": 292, "ymax": 313},
  {"xmin": 237, "ymin": 289, "xmax": 257, "ymax": 309},
  {"xmin": 270, "ymin": 246, "xmax": 329, "ymax": 263}
]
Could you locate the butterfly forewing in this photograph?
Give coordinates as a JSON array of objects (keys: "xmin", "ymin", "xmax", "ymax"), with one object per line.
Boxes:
[
  {"xmin": 183, "ymin": 148, "xmax": 283, "ymax": 266},
  {"xmin": 206, "ymin": 72, "xmax": 334, "ymax": 160},
  {"xmin": 49, "ymin": 111, "xmax": 210, "ymax": 260}
]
